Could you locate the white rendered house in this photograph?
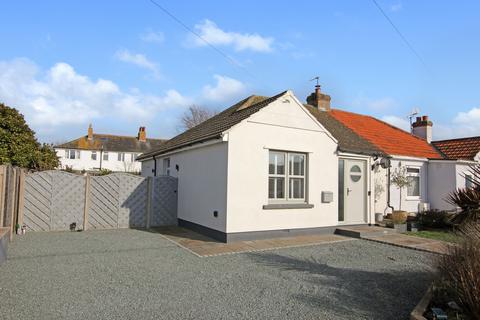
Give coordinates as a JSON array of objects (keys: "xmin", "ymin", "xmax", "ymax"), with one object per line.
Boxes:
[
  {"xmin": 138, "ymin": 87, "xmax": 479, "ymax": 242},
  {"xmin": 55, "ymin": 125, "xmax": 165, "ymax": 173}
]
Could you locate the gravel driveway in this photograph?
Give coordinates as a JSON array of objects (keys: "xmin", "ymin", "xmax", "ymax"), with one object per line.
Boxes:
[{"xmin": 0, "ymin": 229, "xmax": 435, "ymax": 320}]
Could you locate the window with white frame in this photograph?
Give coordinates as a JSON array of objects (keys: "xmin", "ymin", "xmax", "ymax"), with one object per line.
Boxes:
[
  {"xmin": 65, "ymin": 149, "xmax": 80, "ymax": 159},
  {"xmin": 118, "ymin": 152, "xmax": 126, "ymax": 162},
  {"xmin": 406, "ymin": 167, "xmax": 420, "ymax": 197},
  {"xmin": 465, "ymin": 174, "xmax": 474, "ymax": 189},
  {"xmin": 268, "ymin": 151, "xmax": 306, "ymax": 202},
  {"xmin": 131, "ymin": 153, "xmax": 138, "ymax": 162},
  {"xmin": 163, "ymin": 158, "xmax": 170, "ymax": 175},
  {"xmin": 91, "ymin": 151, "xmax": 97, "ymax": 160},
  {"xmin": 103, "ymin": 152, "xmax": 109, "ymax": 161}
]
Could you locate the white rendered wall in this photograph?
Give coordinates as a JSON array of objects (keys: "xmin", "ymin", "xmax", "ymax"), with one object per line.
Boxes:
[
  {"xmin": 428, "ymin": 161, "xmax": 456, "ymax": 210},
  {"xmin": 152, "ymin": 142, "xmax": 228, "ymax": 232},
  {"xmin": 141, "ymin": 159, "xmax": 155, "ymax": 176},
  {"xmin": 388, "ymin": 158, "xmax": 428, "ymax": 213},
  {"xmin": 225, "ymin": 96, "xmax": 340, "ymax": 233},
  {"xmin": 56, "ymin": 148, "xmax": 142, "ymax": 172}
]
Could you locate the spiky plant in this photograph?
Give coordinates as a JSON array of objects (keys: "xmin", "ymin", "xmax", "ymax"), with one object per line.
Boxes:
[{"xmin": 448, "ymin": 164, "xmax": 480, "ymax": 224}]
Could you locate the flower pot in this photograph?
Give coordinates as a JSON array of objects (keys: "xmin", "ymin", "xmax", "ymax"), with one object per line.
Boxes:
[
  {"xmin": 407, "ymin": 221, "xmax": 420, "ymax": 232},
  {"xmin": 393, "ymin": 223, "xmax": 407, "ymax": 233},
  {"xmin": 375, "ymin": 213, "xmax": 384, "ymax": 222}
]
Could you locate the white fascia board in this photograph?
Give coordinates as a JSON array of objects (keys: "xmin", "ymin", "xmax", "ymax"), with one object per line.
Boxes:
[
  {"xmin": 223, "ymin": 90, "xmax": 338, "ymax": 144},
  {"xmin": 137, "ymin": 138, "xmax": 224, "ymax": 161},
  {"xmin": 338, "ymin": 151, "xmax": 373, "ymax": 160},
  {"xmin": 429, "ymin": 159, "xmax": 477, "ymax": 165},
  {"xmin": 390, "ymin": 155, "xmax": 429, "ymax": 162},
  {"xmin": 289, "ymin": 91, "xmax": 338, "ymax": 144}
]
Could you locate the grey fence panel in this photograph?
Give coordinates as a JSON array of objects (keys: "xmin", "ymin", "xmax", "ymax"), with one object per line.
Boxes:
[
  {"xmin": 51, "ymin": 172, "xmax": 85, "ymax": 230},
  {"xmin": 23, "ymin": 171, "xmax": 177, "ymax": 231},
  {"xmin": 89, "ymin": 175, "xmax": 119, "ymax": 229},
  {"xmin": 151, "ymin": 176, "xmax": 178, "ymax": 227},
  {"xmin": 117, "ymin": 174, "xmax": 148, "ymax": 228},
  {"xmin": 23, "ymin": 171, "xmax": 52, "ymax": 231}
]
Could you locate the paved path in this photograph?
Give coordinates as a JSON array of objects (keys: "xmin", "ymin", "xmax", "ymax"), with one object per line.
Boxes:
[
  {"xmin": 336, "ymin": 225, "xmax": 455, "ymax": 254},
  {"xmin": 363, "ymin": 233, "xmax": 455, "ymax": 254},
  {"xmin": 154, "ymin": 226, "xmax": 353, "ymax": 257}
]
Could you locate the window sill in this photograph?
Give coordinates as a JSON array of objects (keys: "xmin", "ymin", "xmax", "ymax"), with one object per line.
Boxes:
[
  {"xmin": 405, "ymin": 197, "xmax": 421, "ymax": 201},
  {"xmin": 263, "ymin": 203, "xmax": 314, "ymax": 210}
]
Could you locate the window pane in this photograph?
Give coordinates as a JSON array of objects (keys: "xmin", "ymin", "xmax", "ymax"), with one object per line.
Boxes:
[
  {"xmin": 407, "ymin": 176, "xmax": 420, "ymax": 196},
  {"xmin": 466, "ymin": 175, "xmax": 473, "ymax": 189},
  {"xmin": 269, "ymin": 152, "xmax": 285, "ymax": 175},
  {"xmin": 289, "ymin": 154, "xmax": 305, "ymax": 176},
  {"xmin": 407, "ymin": 167, "xmax": 420, "ymax": 174},
  {"xmin": 276, "ymin": 178, "xmax": 285, "ymax": 198},
  {"xmin": 103, "ymin": 152, "xmax": 108, "ymax": 161},
  {"xmin": 289, "ymin": 178, "xmax": 304, "ymax": 199},
  {"xmin": 268, "ymin": 178, "xmax": 275, "ymax": 198},
  {"xmin": 269, "ymin": 153, "xmax": 275, "ymax": 174},
  {"xmin": 91, "ymin": 152, "xmax": 97, "ymax": 160}
]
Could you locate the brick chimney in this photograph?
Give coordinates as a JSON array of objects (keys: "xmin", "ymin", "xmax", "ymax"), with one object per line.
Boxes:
[
  {"xmin": 412, "ymin": 115, "xmax": 433, "ymax": 143},
  {"xmin": 306, "ymin": 85, "xmax": 331, "ymax": 111},
  {"xmin": 87, "ymin": 123, "xmax": 93, "ymax": 140},
  {"xmin": 138, "ymin": 127, "xmax": 146, "ymax": 142}
]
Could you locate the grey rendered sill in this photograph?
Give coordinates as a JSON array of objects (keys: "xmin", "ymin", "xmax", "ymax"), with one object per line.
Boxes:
[{"xmin": 263, "ymin": 203, "xmax": 314, "ymax": 210}]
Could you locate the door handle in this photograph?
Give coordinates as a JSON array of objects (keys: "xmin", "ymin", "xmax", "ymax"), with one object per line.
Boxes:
[{"xmin": 347, "ymin": 188, "xmax": 352, "ymax": 195}]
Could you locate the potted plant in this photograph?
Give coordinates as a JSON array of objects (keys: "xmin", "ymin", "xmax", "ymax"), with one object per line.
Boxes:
[{"xmin": 391, "ymin": 210, "xmax": 408, "ymax": 232}]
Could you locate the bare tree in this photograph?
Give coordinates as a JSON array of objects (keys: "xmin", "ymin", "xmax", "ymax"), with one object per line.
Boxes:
[{"xmin": 180, "ymin": 105, "xmax": 216, "ymax": 131}]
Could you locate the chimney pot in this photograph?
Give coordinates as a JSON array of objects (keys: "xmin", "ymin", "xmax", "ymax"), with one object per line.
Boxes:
[
  {"xmin": 412, "ymin": 115, "xmax": 433, "ymax": 143},
  {"xmin": 87, "ymin": 124, "xmax": 93, "ymax": 140},
  {"xmin": 138, "ymin": 126, "xmax": 147, "ymax": 142},
  {"xmin": 306, "ymin": 83, "xmax": 331, "ymax": 111}
]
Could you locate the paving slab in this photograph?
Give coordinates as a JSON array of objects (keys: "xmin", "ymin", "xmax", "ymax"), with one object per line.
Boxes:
[
  {"xmin": 152, "ymin": 227, "xmax": 354, "ymax": 257},
  {"xmin": 363, "ymin": 233, "xmax": 454, "ymax": 254}
]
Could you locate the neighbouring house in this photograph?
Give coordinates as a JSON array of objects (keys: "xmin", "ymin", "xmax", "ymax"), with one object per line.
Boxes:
[
  {"xmin": 429, "ymin": 136, "xmax": 480, "ymax": 210},
  {"xmin": 55, "ymin": 125, "xmax": 165, "ymax": 173},
  {"xmin": 138, "ymin": 86, "xmax": 479, "ymax": 242}
]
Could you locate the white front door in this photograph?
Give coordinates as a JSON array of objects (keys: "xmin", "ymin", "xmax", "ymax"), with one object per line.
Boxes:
[{"xmin": 339, "ymin": 159, "xmax": 367, "ymax": 224}]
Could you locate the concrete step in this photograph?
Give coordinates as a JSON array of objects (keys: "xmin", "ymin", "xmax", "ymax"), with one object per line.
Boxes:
[{"xmin": 335, "ymin": 225, "xmax": 397, "ymax": 239}]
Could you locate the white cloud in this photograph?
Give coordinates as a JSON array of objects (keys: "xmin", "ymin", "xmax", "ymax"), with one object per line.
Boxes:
[
  {"xmin": 114, "ymin": 49, "xmax": 160, "ymax": 78},
  {"xmin": 0, "ymin": 58, "xmax": 191, "ymax": 131},
  {"xmin": 140, "ymin": 30, "xmax": 165, "ymax": 44},
  {"xmin": 390, "ymin": 2, "xmax": 402, "ymax": 12},
  {"xmin": 202, "ymin": 74, "xmax": 247, "ymax": 102},
  {"xmin": 190, "ymin": 19, "xmax": 274, "ymax": 52},
  {"xmin": 382, "ymin": 107, "xmax": 480, "ymax": 140},
  {"xmin": 381, "ymin": 115, "xmax": 410, "ymax": 132}
]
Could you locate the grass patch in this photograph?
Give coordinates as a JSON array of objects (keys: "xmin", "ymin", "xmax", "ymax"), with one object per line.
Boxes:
[{"xmin": 405, "ymin": 230, "xmax": 462, "ymax": 243}]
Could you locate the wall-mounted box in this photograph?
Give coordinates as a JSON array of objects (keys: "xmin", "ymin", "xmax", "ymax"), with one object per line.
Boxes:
[{"xmin": 322, "ymin": 191, "xmax": 333, "ymax": 203}]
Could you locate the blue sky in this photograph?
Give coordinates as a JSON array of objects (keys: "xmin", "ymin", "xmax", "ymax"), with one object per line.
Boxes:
[{"xmin": 1, "ymin": 1, "xmax": 480, "ymax": 143}]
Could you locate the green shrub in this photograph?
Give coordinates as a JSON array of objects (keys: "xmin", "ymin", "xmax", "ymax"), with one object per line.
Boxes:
[
  {"xmin": 416, "ymin": 210, "xmax": 452, "ymax": 229},
  {"xmin": 448, "ymin": 164, "xmax": 480, "ymax": 225}
]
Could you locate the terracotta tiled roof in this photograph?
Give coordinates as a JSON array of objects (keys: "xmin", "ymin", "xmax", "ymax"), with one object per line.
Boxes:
[
  {"xmin": 304, "ymin": 105, "xmax": 385, "ymax": 156},
  {"xmin": 138, "ymin": 92, "xmax": 286, "ymax": 159},
  {"xmin": 329, "ymin": 109, "xmax": 443, "ymax": 159},
  {"xmin": 432, "ymin": 136, "xmax": 480, "ymax": 160},
  {"xmin": 55, "ymin": 134, "xmax": 166, "ymax": 153}
]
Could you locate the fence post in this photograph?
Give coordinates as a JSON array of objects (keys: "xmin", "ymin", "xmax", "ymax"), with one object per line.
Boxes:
[
  {"xmin": 83, "ymin": 174, "xmax": 90, "ymax": 231},
  {"xmin": 146, "ymin": 177, "xmax": 152, "ymax": 229},
  {"xmin": 8, "ymin": 168, "xmax": 17, "ymax": 241},
  {"xmin": 0, "ymin": 165, "xmax": 5, "ymax": 227},
  {"xmin": 16, "ymin": 169, "xmax": 26, "ymax": 228}
]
